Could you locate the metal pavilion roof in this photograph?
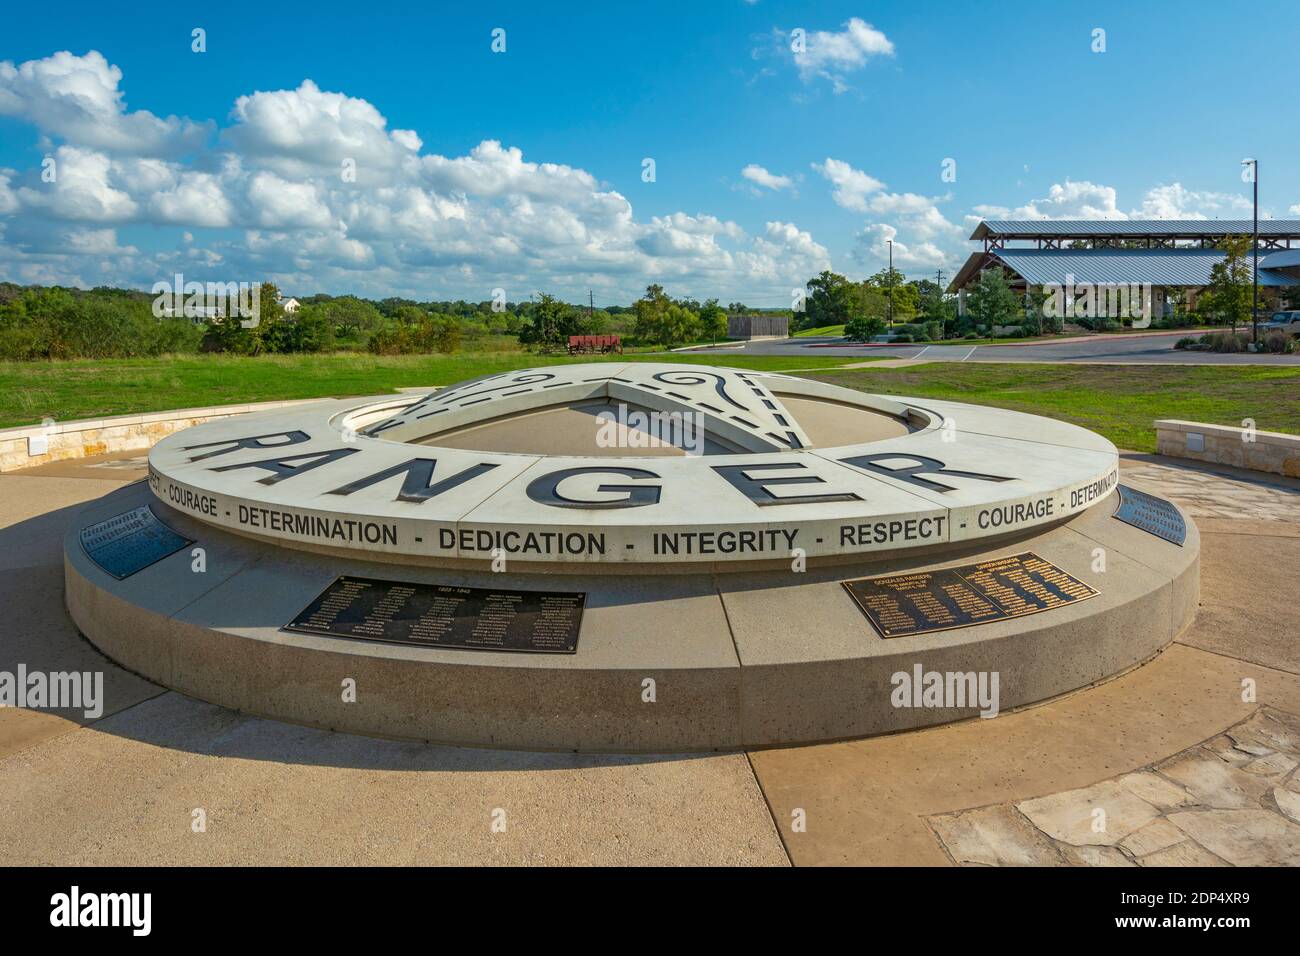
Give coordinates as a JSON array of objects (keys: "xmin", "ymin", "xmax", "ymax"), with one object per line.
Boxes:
[
  {"xmin": 970, "ymin": 219, "xmax": 1300, "ymax": 241},
  {"xmin": 1261, "ymin": 249, "xmax": 1300, "ymax": 270},
  {"xmin": 949, "ymin": 248, "xmax": 1296, "ymax": 292}
]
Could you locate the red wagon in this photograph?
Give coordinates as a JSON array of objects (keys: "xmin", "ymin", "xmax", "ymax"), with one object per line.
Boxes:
[{"xmin": 567, "ymin": 334, "xmax": 623, "ymax": 354}]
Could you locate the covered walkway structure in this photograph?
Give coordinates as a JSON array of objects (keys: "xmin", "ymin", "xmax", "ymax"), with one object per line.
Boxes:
[{"xmin": 950, "ymin": 221, "xmax": 1300, "ymax": 319}]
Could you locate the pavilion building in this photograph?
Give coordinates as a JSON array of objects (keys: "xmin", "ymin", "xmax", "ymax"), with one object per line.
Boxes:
[{"xmin": 948, "ymin": 220, "xmax": 1300, "ymax": 319}]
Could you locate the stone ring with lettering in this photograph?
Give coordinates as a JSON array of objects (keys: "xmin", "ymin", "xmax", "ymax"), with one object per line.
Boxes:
[{"xmin": 145, "ymin": 362, "xmax": 1121, "ymax": 567}]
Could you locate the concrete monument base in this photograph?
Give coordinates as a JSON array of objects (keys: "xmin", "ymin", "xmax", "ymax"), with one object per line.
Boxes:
[{"xmin": 64, "ymin": 479, "xmax": 1198, "ymax": 753}]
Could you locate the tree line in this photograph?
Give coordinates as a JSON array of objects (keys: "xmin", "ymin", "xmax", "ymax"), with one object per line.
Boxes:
[{"xmin": 1, "ymin": 238, "xmax": 1288, "ymax": 361}]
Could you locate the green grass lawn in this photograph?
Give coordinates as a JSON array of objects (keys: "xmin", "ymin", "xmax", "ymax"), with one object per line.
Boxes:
[
  {"xmin": 805, "ymin": 363, "xmax": 1300, "ymax": 453},
  {"xmin": 0, "ymin": 352, "xmax": 861, "ymax": 429},
  {"xmin": 6, "ymin": 354, "xmax": 1291, "ymax": 453},
  {"xmin": 793, "ymin": 324, "xmax": 845, "ymax": 337}
]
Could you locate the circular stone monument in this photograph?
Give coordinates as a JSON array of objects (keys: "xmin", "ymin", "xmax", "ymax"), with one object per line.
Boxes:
[{"xmin": 64, "ymin": 362, "xmax": 1198, "ymax": 752}]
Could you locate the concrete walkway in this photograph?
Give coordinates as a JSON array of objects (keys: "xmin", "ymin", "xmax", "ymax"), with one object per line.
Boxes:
[{"xmin": 1, "ymin": 452, "xmax": 1297, "ymax": 865}]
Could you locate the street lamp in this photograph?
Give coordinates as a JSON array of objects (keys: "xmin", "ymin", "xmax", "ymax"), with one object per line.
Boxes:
[
  {"xmin": 886, "ymin": 239, "xmax": 894, "ymax": 326},
  {"xmin": 1242, "ymin": 158, "xmax": 1259, "ymax": 344}
]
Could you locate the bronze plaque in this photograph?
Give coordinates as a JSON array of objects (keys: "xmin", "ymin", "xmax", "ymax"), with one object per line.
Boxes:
[
  {"xmin": 284, "ymin": 575, "xmax": 585, "ymax": 653},
  {"xmin": 843, "ymin": 551, "xmax": 1098, "ymax": 638},
  {"xmin": 1113, "ymin": 484, "xmax": 1186, "ymax": 546},
  {"xmin": 79, "ymin": 505, "xmax": 194, "ymax": 579}
]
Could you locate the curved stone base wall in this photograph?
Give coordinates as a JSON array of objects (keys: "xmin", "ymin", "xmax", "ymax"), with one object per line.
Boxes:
[{"xmin": 65, "ymin": 481, "xmax": 1198, "ymax": 753}]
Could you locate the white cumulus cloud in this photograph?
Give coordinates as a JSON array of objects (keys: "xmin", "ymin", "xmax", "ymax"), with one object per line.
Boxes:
[
  {"xmin": 812, "ymin": 158, "xmax": 884, "ymax": 211},
  {"xmin": 0, "ymin": 51, "xmax": 834, "ymax": 302},
  {"xmin": 741, "ymin": 164, "xmax": 793, "ymax": 191},
  {"xmin": 973, "ymin": 180, "xmax": 1258, "ymax": 222},
  {"xmin": 787, "ymin": 18, "xmax": 894, "ymax": 92},
  {"xmin": 0, "ymin": 50, "xmax": 209, "ymax": 155}
]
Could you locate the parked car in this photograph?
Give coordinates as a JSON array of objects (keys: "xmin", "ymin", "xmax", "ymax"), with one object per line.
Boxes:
[{"xmin": 1264, "ymin": 310, "xmax": 1300, "ymax": 335}]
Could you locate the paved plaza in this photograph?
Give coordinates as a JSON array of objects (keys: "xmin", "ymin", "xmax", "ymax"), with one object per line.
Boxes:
[{"xmin": 1, "ymin": 451, "xmax": 1297, "ymax": 865}]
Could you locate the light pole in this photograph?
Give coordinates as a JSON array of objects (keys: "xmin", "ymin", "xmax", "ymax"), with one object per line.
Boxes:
[
  {"xmin": 935, "ymin": 268, "xmax": 945, "ymax": 337},
  {"xmin": 886, "ymin": 239, "xmax": 894, "ymax": 326},
  {"xmin": 1242, "ymin": 158, "xmax": 1259, "ymax": 343}
]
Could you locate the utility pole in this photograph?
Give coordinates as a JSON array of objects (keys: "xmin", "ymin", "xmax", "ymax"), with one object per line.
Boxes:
[{"xmin": 935, "ymin": 269, "xmax": 945, "ymax": 338}]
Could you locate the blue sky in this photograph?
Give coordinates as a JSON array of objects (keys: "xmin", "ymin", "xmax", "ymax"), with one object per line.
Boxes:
[{"xmin": 2, "ymin": 0, "xmax": 1297, "ymax": 305}]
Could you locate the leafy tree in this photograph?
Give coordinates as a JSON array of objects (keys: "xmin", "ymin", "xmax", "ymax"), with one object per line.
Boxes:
[
  {"xmin": 203, "ymin": 284, "xmax": 266, "ymax": 354},
  {"xmin": 631, "ymin": 285, "xmax": 701, "ymax": 347},
  {"xmin": 867, "ymin": 268, "xmax": 918, "ymax": 324},
  {"xmin": 284, "ymin": 306, "xmax": 335, "ymax": 352},
  {"xmin": 321, "ymin": 296, "xmax": 384, "ymax": 343},
  {"xmin": 856, "ymin": 286, "xmax": 890, "ymax": 323},
  {"xmin": 246, "ymin": 282, "xmax": 288, "ymax": 354},
  {"xmin": 663, "ymin": 302, "xmax": 701, "ymax": 345},
  {"xmin": 435, "ymin": 316, "xmax": 461, "ymax": 353},
  {"xmin": 803, "ymin": 271, "xmax": 856, "ymax": 331},
  {"xmin": 0, "ymin": 286, "xmax": 200, "ymax": 359},
  {"xmin": 699, "ymin": 299, "xmax": 727, "ymax": 342},
  {"xmin": 392, "ymin": 304, "xmax": 428, "ymax": 325},
  {"xmin": 918, "ymin": 281, "xmax": 957, "ymax": 335},
  {"xmin": 519, "ymin": 293, "xmax": 580, "ymax": 349},
  {"xmin": 632, "ymin": 284, "xmax": 671, "ymax": 344},
  {"xmin": 965, "ymin": 268, "xmax": 1020, "ymax": 330},
  {"xmin": 582, "ymin": 309, "xmax": 613, "ymax": 334},
  {"xmin": 1201, "ymin": 235, "xmax": 1253, "ymax": 331},
  {"xmin": 1022, "ymin": 285, "xmax": 1055, "ymax": 335}
]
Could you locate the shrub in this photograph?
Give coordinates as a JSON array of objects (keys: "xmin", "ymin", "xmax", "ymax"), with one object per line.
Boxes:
[
  {"xmin": 0, "ymin": 288, "xmax": 206, "ymax": 359},
  {"xmin": 844, "ymin": 315, "xmax": 885, "ymax": 342},
  {"xmin": 1263, "ymin": 331, "xmax": 1289, "ymax": 354},
  {"xmin": 1205, "ymin": 331, "xmax": 1248, "ymax": 353}
]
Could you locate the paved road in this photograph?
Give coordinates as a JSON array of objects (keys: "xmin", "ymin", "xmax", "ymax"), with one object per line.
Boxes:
[{"xmin": 690, "ymin": 329, "xmax": 1300, "ymax": 365}]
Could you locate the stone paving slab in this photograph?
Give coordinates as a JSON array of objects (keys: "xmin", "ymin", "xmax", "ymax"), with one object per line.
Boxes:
[
  {"xmin": 1121, "ymin": 458, "xmax": 1300, "ymax": 524},
  {"xmin": 0, "ymin": 692, "xmax": 787, "ymax": 866},
  {"xmin": 928, "ymin": 805, "xmax": 1062, "ymax": 866},
  {"xmin": 927, "ymin": 709, "xmax": 1300, "ymax": 867},
  {"xmin": 748, "ymin": 644, "xmax": 1300, "ymax": 865}
]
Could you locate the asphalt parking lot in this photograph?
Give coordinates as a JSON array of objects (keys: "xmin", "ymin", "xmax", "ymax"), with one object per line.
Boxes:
[{"xmin": 692, "ymin": 330, "xmax": 1300, "ymax": 365}]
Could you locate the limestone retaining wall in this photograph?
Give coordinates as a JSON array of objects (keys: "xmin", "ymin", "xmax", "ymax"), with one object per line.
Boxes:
[
  {"xmin": 0, "ymin": 400, "xmax": 314, "ymax": 473},
  {"xmin": 1155, "ymin": 419, "xmax": 1300, "ymax": 478}
]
